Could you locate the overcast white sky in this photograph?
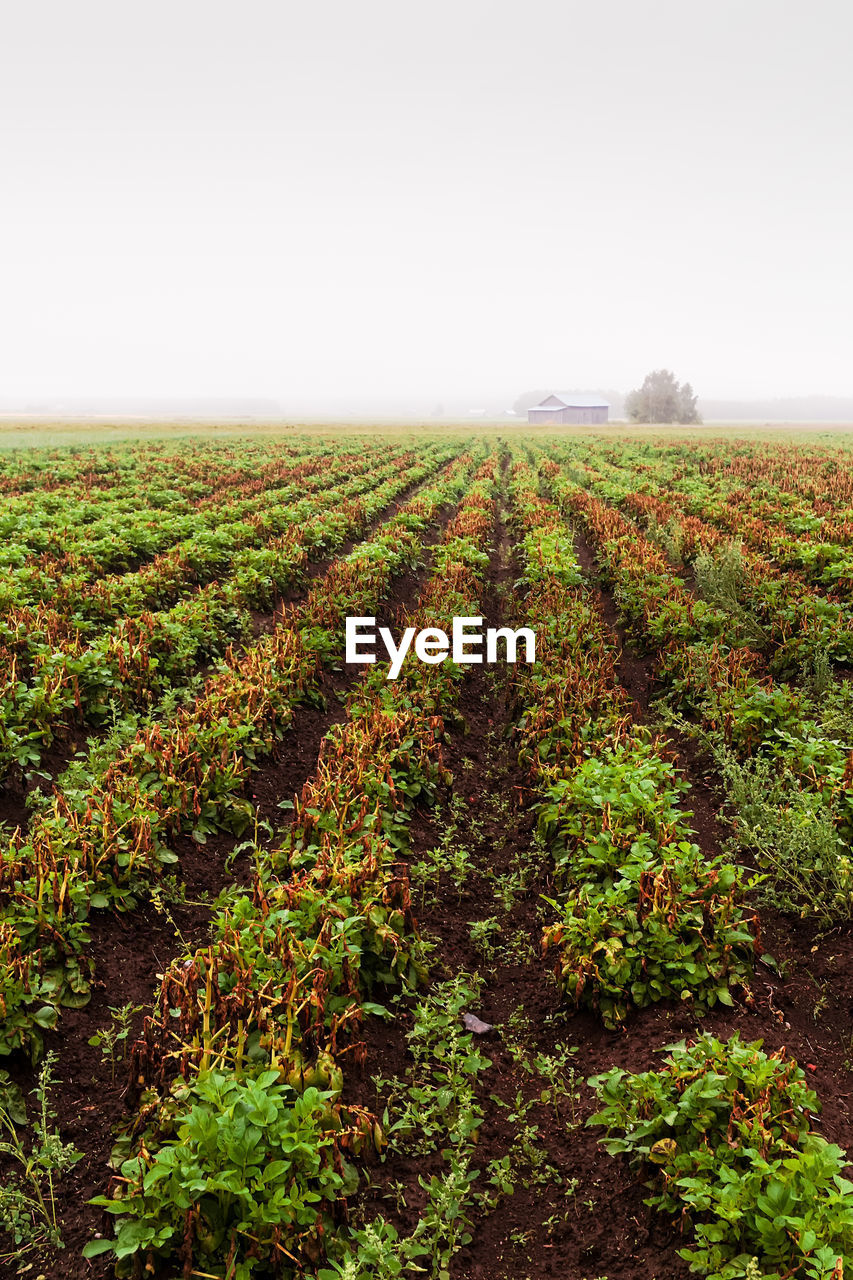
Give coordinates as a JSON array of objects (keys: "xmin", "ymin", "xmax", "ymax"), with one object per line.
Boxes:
[{"xmin": 1, "ymin": 0, "xmax": 851, "ymax": 410}]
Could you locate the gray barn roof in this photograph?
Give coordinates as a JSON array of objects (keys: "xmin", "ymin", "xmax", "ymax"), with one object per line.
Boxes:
[{"xmin": 530, "ymin": 392, "xmax": 610, "ymax": 410}]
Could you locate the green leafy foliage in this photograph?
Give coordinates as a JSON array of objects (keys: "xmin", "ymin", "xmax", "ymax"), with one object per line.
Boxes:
[
  {"xmin": 538, "ymin": 740, "xmax": 756, "ymax": 1025},
  {"xmin": 85, "ymin": 1071, "xmax": 354, "ymax": 1277},
  {"xmin": 589, "ymin": 1034, "xmax": 853, "ymax": 1279}
]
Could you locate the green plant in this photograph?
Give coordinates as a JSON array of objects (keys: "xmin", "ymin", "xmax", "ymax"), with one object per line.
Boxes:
[
  {"xmin": 487, "ymin": 835, "xmax": 540, "ymax": 913},
  {"xmin": 379, "ymin": 1179, "xmax": 408, "ymax": 1214},
  {"xmin": 505, "ymin": 1003, "xmax": 532, "ymax": 1042},
  {"xmin": 717, "ymin": 747, "xmax": 852, "ymax": 920},
  {"xmin": 589, "ymin": 1033, "xmax": 853, "ymax": 1279},
  {"xmin": 410, "ymin": 821, "xmax": 474, "ymax": 904},
  {"xmin": 410, "ymin": 1153, "xmax": 479, "ymax": 1276},
  {"xmin": 660, "ymin": 515, "xmax": 686, "ymax": 565},
  {"xmin": 87, "ymin": 1002, "xmax": 143, "ymax": 1082},
  {"xmin": 0, "ymin": 1052, "xmax": 82, "ymax": 1266},
  {"xmin": 85, "ymin": 1069, "xmax": 358, "ymax": 1276},
  {"xmin": 335, "ymin": 975, "xmax": 493, "ymax": 1279},
  {"xmin": 501, "ymin": 930, "xmax": 537, "ymax": 964},
  {"xmin": 538, "ymin": 739, "xmax": 757, "ymax": 1025},
  {"xmin": 532, "ymin": 1043, "xmax": 583, "ymax": 1127},
  {"xmin": 802, "ymin": 647, "xmax": 834, "ymax": 698},
  {"xmin": 319, "ymin": 1217, "xmax": 423, "ymax": 1279},
  {"xmin": 468, "ymin": 915, "xmax": 501, "ymax": 964},
  {"xmin": 480, "ymin": 1153, "xmax": 516, "ymax": 1206},
  {"xmin": 813, "ymin": 679, "xmax": 853, "ymax": 743},
  {"xmin": 375, "ymin": 974, "xmax": 490, "ymax": 1157}
]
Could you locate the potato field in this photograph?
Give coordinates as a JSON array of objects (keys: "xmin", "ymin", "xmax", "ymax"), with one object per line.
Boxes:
[{"xmin": 1, "ymin": 431, "xmax": 853, "ymax": 1280}]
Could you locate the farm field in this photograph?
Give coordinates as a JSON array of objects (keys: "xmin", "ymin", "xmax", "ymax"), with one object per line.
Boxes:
[{"xmin": 0, "ymin": 431, "xmax": 852, "ymax": 1280}]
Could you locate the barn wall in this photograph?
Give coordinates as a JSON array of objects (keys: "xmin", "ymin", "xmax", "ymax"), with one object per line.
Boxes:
[
  {"xmin": 528, "ymin": 405, "xmax": 609, "ymax": 424},
  {"xmin": 527, "ymin": 410, "xmax": 562, "ymax": 424}
]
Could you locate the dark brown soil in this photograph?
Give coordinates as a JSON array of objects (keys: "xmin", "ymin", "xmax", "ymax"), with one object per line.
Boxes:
[{"xmin": 0, "ymin": 726, "xmax": 90, "ymax": 837}]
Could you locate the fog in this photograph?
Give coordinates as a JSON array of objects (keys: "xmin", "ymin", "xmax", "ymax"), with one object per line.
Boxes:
[{"xmin": 2, "ymin": 0, "xmax": 852, "ymax": 415}]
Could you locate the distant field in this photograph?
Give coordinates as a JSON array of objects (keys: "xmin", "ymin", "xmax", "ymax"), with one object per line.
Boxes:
[
  {"xmin": 1, "ymin": 415, "xmax": 853, "ymax": 449},
  {"xmin": 1, "ymin": 431, "xmax": 853, "ymax": 1279}
]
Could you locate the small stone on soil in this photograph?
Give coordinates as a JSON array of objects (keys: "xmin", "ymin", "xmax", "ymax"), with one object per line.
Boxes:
[{"xmin": 461, "ymin": 1012, "xmax": 497, "ymax": 1036}]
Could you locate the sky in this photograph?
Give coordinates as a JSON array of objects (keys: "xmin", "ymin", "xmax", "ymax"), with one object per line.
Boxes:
[{"xmin": 1, "ymin": 0, "xmax": 852, "ymax": 412}]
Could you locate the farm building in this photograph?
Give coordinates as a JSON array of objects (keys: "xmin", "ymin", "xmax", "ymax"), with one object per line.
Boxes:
[{"xmin": 527, "ymin": 393, "xmax": 610, "ymax": 425}]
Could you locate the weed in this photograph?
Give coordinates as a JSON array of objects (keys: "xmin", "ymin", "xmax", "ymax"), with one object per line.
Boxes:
[
  {"xmin": 148, "ymin": 883, "xmax": 188, "ymax": 945},
  {"xmin": 811, "ymin": 979, "xmax": 830, "ymax": 1022},
  {"xmin": 543, "ymin": 1206, "xmax": 574, "ymax": 1235},
  {"xmin": 468, "ymin": 915, "xmax": 501, "ymax": 964},
  {"xmin": 344, "ymin": 975, "xmax": 490, "ymax": 1278},
  {"xmin": 532, "ymin": 1043, "xmax": 583, "ymax": 1127},
  {"xmin": 505, "ymin": 1003, "xmax": 533, "ymax": 1043},
  {"xmin": 813, "ymin": 678, "xmax": 853, "ymax": 742},
  {"xmin": 718, "ymin": 747, "xmax": 852, "ymax": 920},
  {"xmin": 802, "ymin": 646, "xmax": 834, "ymax": 698},
  {"xmin": 503, "ymin": 931, "xmax": 537, "ymax": 964},
  {"xmin": 693, "ymin": 540, "xmax": 770, "ymax": 647},
  {"xmin": 410, "ymin": 812, "xmax": 474, "ymax": 904},
  {"xmin": 375, "ymin": 973, "xmax": 489, "ymax": 1157},
  {"xmin": 87, "ymin": 1002, "xmax": 144, "ymax": 1082},
  {"xmin": 479, "ymin": 1153, "xmax": 515, "ymax": 1208},
  {"xmin": 648, "ymin": 513, "xmax": 686, "ymax": 565},
  {"xmin": 486, "ymin": 835, "xmax": 540, "ymax": 913},
  {"xmin": 0, "ymin": 1052, "xmax": 81, "ymax": 1266}
]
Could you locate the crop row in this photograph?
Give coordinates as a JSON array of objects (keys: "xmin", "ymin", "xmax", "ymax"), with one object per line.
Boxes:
[
  {"xmin": 81, "ymin": 458, "xmax": 501, "ymax": 1276},
  {"xmin": 592, "ymin": 439, "xmax": 853, "ymax": 595},
  {"xmin": 539, "ymin": 458, "xmax": 853, "ymax": 923},
  {"xmin": 0, "ymin": 448, "xmax": 453, "ymax": 780},
  {"xmin": 3, "ymin": 435, "xmax": 853, "ymax": 1280},
  {"xmin": 0, "ymin": 451, "xmax": 478, "ymax": 1060},
  {"xmin": 555, "ymin": 446, "xmax": 853, "ymax": 674},
  {"xmin": 508, "ymin": 456, "xmax": 853, "ymax": 1279},
  {"xmin": 0, "ymin": 436, "xmax": 319, "ymax": 499},
  {"xmin": 595, "ymin": 435, "xmax": 853, "ymax": 509},
  {"xmin": 0, "ymin": 443, "xmax": 347, "ymax": 572},
  {"xmin": 0, "ymin": 444, "xmax": 436, "ymax": 629},
  {"xmin": 507, "ymin": 459, "xmax": 757, "ymax": 1026}
]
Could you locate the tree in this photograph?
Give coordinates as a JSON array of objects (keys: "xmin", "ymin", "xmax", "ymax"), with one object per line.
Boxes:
[
  {"xmin": 676, "ymin": 381, "xmax": 699, "ymax": 423},
  {"xmin": 625, "ymin": 369, "xmax": 701, "ymax": 424},
  {"xmin": 512, "ymin": 389, "xmax": 551, "ymax": 418}
]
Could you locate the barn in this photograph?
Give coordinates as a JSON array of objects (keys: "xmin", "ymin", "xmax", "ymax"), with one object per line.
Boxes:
[{"xmin": 527, "ymin": 393, "xmax": 610, "ymax": 425}]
